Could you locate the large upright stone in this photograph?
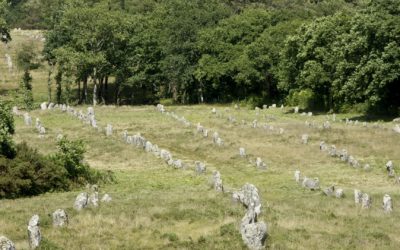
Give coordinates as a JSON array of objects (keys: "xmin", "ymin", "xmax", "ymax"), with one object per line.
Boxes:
[
  {"xmin": 74, "ymin": 192, "xmax": 89, "ymax": 211},
  {"xmin": 241, "ymin": 221, "xmax": 267, "ymax": 250},
  {"xmin": 383, "ymin": 194, "xmax": 392, "ymax": 213},
  {"xmin": 88, "ymin": 185, "xmax": 99, "ymax": 207},
  {"xmin": 28, "ymin": 215, "xmax": 41, "ymax": 249},
  {"xmin": 24, "ymin": 113, "xmax": 32, "ymax": 126},
  {"xmin": 0, "ymin": 236, "xmax": 16, "ymax": 250},
  {"xmin": 233, "ymin": 183, "xmax": 261, "ymax": 213},
  {"xmin": 386, "ymin": 161, "xmax": 395, "ymax": 177},
  {"xmin": 52, "ymin": 209, "xmax": 68, "ymax": 227},
  {"xmin": 160, "ymin": 149, "xmax": 172, "ymax": 162}
]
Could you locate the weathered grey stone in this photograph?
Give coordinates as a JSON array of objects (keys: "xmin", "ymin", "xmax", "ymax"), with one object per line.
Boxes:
[
  {"xmin": 196, "ymin": 123, "xmax": 204, "ymax": 133},
  {"xmin": 302, "ymin": 177, "xmax": 320, "ymax": 190},
  {"xmin": 173, "ymin": 159, "xmax": 183, "ymax": 169},
  {"xmin": 354, "ymin": 189, "xmax": 363, "ymax": 204},
  {"xmin": 216, "ymin": 137, "xmax": 223, "ymax": 146},
  {"xmin": 0, "ymin": 236, "xmax": 16, "ymax": 250},
  {"xmin": 301, "ymin": 134, "xmax": 309, "ymax": 144},
  {"xmin": 323, "ymin": 186, "xmax": 335, "ymax": 196},
  {"xmin": 239, "ymin": 147, "xmax": 246, "ymax": 158},
  {"xmin": 212, "ymin": 171, "xmax": 223, "ymax": 192},
  {"xmin": 294, "ymin": 106, "xmax": 299, "ymax": 113},
  {"xmin": 101, "ymin": 194, "xmax": 112, "ymax": 203},
  {"xmin": 145, "ymin": 141, "xmax": 153, "ymax": 152},
  {"xmin": 24, "ymin": 113, "xmax": 32, "ymax": 126},
  {"xmin": 212, "ymin": 108, "xmax": 216, "ymax": 114},
  {"xmin": 74, "ymin": 192, "xmax": 89, "ymax": 211},
  {"xmin": 28, "ymin": 214, "xmax": 41, "ymax": 249},
  {"xmin": 279, "ymin": 128, "xmax": 284, "ymax": 134},
  {"xmin": 252, "ymin": 120, "xmax": 258, "ymax": 128},
  {"xmin": 232, "ymin": 183, "xmax": 261, "ymax": 212},
  {"xmin": 255, "ymin": 157, "xmax": 266, "ymax": 169},
  {"xmin": 294, "ymin": 170, "xmax": 301, "ymax": 183},
  {"xmin": 241, "ymin": 221, "xmax": 267, "ymax": 250},
  {"xmin": 383, "ymin": 194, "xmax": 392, "ymax": 213},
  {"xmin": 89, "ymin": 191, "xmax": 99, "ymax": 207},
  {"xmin": 339, "ymin": 149, "xmax": 348, "ymax": 162},
  {"xmin": 348, "ymin": 156, "xmax": 360, "ymax": 168},
  {"xmin": 393, "ymin": 125, "xmax": 400, "ymax": 133},
  {"xmin": 335, "ymin": 188, "xmax": 344, "ymax": 198},
  {"xmin": 203, "ymin": 129, "xmax": 208, "ymax": 137},
  {"xmin": 40, "ymin": 102, "xmax": 47, "ymax": 110},
  {"xmin": 329, "ymin": 145, "xmax": 337, "ymax": 157},
  {"xmin": 307, "ymin": 112, "xmax": 312, "ymax": 117},
  {"xmin": 363, "ymin": 164, "xmax": 371, "ymax": 171},
  {"xmin": 386, "ymin": 161, "xmax": 394, "ymax": 177},
  {"xmin": 195, "ymin": 161, "xmax": 206, "ymax": 174},
  {"xmin": 106, "ymin": 124, "xmax": 113, "ymax": 136},
  {"xmin": 361, "ymin": 193, "xmax": 372, "ymax": 209},
  {"xmin": 52, "ymin": 209, "xmax": 68, "ymax": 227},
  {"xmin": 393, "ymin": 118, "xmax": 400, "ymax": 123},
  {"xmin": 323, "ymin": 121, "xmax": 331, "ymax": 129},
  {"xmin": 160, "ymin": 149, "xmax": 172, "ymax": 162}
]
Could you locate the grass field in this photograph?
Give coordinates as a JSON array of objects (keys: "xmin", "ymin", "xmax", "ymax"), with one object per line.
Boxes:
[{"xmin": 1, "ymin": 30, "xmax": 400, "ymax": 250}]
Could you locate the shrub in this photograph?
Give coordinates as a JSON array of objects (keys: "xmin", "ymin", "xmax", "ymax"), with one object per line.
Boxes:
[
  {"xmin": 0, "ymin": 142, "xmax": 69, "ymax": 198},
  {"xmin": 286, "ymin": 89, "xmax": 315, "ymax": 110},
  {"xmin": 0, "ymin": 101, "xmax": 16, "ymax": 158}
]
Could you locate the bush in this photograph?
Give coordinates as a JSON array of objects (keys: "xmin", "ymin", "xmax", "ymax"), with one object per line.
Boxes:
[
  {"xmin": 286, "ymin": 89, "xmax": 315, "ymax": 110},
  {"xmin": 0, "ymin": 142, "xmax": 69, "ymax": 198},
  {"xmin": 0, "ymin": 100, "xmax": 16, "ymax": 158},
  {"xmin": 159, "ymin": 98, "xmax": 176, "ymax": 106},
  {"xmin": 240, "ymin": 95, "xmax": 264, "ymax": 109}
]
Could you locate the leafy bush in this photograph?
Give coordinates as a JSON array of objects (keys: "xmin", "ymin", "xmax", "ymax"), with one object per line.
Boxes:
[
  {"xmin": 240, "ymin": 95, "xmax": 265, "ymax": 109},
  {"xmin": 0, "ymin": 101, "xmax": 15, "ymax": 158},
  {"xmin": 0, "ymin": 142, "xmax": 69, "ymax": 198},
  {"xmin": 159, "ymin": 98, "xmax": 176, "ymax": 106},
  {"xmin": 51, "ymin": 137, "xmax": 108, "ymax": 185},
  {"xmin": 286, "ymin": 89, "xmax": 315, "ymax": 110}
]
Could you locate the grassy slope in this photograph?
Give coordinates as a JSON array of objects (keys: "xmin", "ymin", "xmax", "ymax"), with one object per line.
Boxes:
[{"xmin": 1, "ymin": 31, "xmax": 400, "ymax": 249}]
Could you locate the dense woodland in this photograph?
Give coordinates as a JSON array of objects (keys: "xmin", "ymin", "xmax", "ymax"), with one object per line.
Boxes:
[{"xmin": 1, "ymin": 0, "xmax": 400, "ymax": 114}]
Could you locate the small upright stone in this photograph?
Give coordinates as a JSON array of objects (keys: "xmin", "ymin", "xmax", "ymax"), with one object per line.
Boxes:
[
  {"xmin": 239, "ymin": 147, "xmax": 246, "ymax": 157},
  {"xmin": 212, "ymin": 108, "xmax": 216, "ymax": 114},
  {"xmin": 101, "ymin": 194, "xmax": 112, "ymax": 203},
  {"xmin": 74, "ymin": 192, "xmax": 89, "ymax": 211},
  {"xmin": 301, "ymin": 134, "xmax": 309, "ymax": 144},
  {"xmin": 302, "ymin": 177, "xmax": 320, "ymax": 190},
  {"xmin": 354, "ymin": 189, "xmax": 363, "ymax": 204},
  {"xmin": 195, "ymin": 161, "xmax": 206, "ymax": 174},
  {"xmin": 335, "ymin": 188, "xmax": 344, "ymax": 198},
  {"xmin": 294, "ymin": 170, "xmax": 301, "ymax": 183},
  {"xmin": 52, "ymin": 209, "xmax": 68, "ymax": 227},
  {"xmin": 255, "ymin": 157, "xmax": 267, "ymax": 169},
  {"xmin": 28, "ymin": 215, "xmax": 41, "ymax": 249},
  {"xmin": 216, "ymin": 137, "xmax": 224, "ymax": 146},
  {"xmin": 294, "ymin": 106, "xmax": 299, "ymax": 113},
  {"xmin": 24, "ymin": 113, "xmax": 32, "ymax": 126},
  {"xmin": 386, "ymin": 161, "xmax": 395, "ymax": 177},
  {"xmin": 40, "ymin": 102, "xmax": 47, "ymax": 110},
  {"xmin": 212, "ymin": 171, "xmax": 224, "ymax": 192},
  {"xmin": 382, "ymin": 194, "xmax": 392, "ymax": 213},
  {"xmin": 0, "ymin": 236, "xmax": 16, "ymax": 250},
  {"xmin": 323, "ymin": 186, "xmax": 335, "ymax": 196},
  {"xmin": 88, "ymin": 185, "xmax": 99, "ymax": 207},
  {"xmin": 361, "ymin": 193, "xmax": 372, "ymax": 209},
  {"xmin": 106, "ymin": 124, "xmax": 113, "ymax": 136}
]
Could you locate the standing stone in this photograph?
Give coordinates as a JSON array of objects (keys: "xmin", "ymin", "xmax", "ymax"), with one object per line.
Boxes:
[
  {"xmin": 364, "ymin": 164, "xmax": 371, "ymax": 171},
  {"xmin": 252, "ymin": 120, "xmax": 258, "ymax": 128},
  {"xmin": 212, "ymin": 108, "xmax": 216, "ymax": 114},
  {"xmin": 335, "ymin": 188, "xmax": 344, "ymax": 198},
  {"xmin": 212, "ymin": 132, "xmax": 219, "ymax": 144},
  {"xmin": 339, "ymin": 149, "xmax": 348, "ymax": 162},
  {"xmin": 145, "ymin": 141, "xmax": 153, "ymax": 152},
  {"xmin": 24, "ymin": 113, "xmax": 32, "ymax": 126},
  {"xmin": 74, "ymin": 192, "xmax": 89, "ymax": 210},
  {"xmin": 35, "ymin": 118, "xmax": 41, "ymax": 129},
  {"xmin": 101, "ymin": 194, "xmax": 112, "ymax": 203},
  {"xmin": 89, "ymin": 185, "xmax": 99, "ymax": 207},
  {"xmin": 294, "ymin": 106, "xmax": 299, "ymax": 113},
  {"xmin": 40, "ymin": 102, "xmax": 47, "ymax": 110},
  {"xmin": 234, "ymin": 104, "xmax": 239, "ymax": 109},
  {"xmin": 0, "ymin": 236, "xmax": 15, "ymax": 250},
  {"xmin": 393, "ymin": 125, "xmax": 400, "ymax": 134},
  {"xmin": 255, "ymin": 157, "xmax": 266, "ymax": 169},
  {"xmin": 302, "ymin": 177, "xmax": 320, "ymax": 190},
  {"xmin": 279, "ymin": 128, "xmax": 284, "ymax": 134},
  {"xmin": 241, "ymin": 221, "xmax": 267, "ymax": 250},
  {"xmin": 361, "ymin": 193, "xmax": 372, "ymax": 209},
  {"xmin": 195, "ymin": 161, "xmax": 206, "ymax": 174},
  {"xmin": 160, "ymin": 149, "xmax": 172, "ymax": 162},
  {"xmin": 106, "ymin": 124, "xmax": 113, "ymax": 136},
  {"xmin": 354, "ymin": 189, "xmax": 363, "ymax": 204},
  {"xmin": 294, "ymin": 170, "xmax": 301, "ymax": 183},
  {"xmin": 383, "ymin": 194, "xmax": 392, "ymax": 213},
  {"xmin": 262, "ymin": 105, "xmax": 267, "ymax": 109},
  {"xmin": 386, "ymin": 161, "xmax": 395, "ymax": 177},
  {"xmin": 329, "ymin": 145, "xmax": 336, "ymax": 157},
  {"xmin": 332, "ymin": 113, "xmax": 336, "ymax": 121},
  {"xmin": 203, "ymin": 129, "xmax": 208, "ymax": 137},
  {"xmin": 239, "ymin": 147, "xmax": 246, "ymax": 157},
  {"xmin": 5, "ymin": 54, "xmax": 13, "ymax": 73},
  {"xmin": 301, "ymin": 134, "xmax": 309, "ymax": 144},
  {"xmin": 323, "ymin": 186, "xmax": 335, "ymax": 196},
  {"xmin": 216, "ymin": 137, "xmax": 224, "ymax": 147},
  {"xmin": 196, "ymin": 123, "xmax": 204, "ymax": 133},
  {"xmin": 212, "ymin": 171, "xmax": 224, "ymax": 192},
  {"xmin": 319, "ymin": 141, "xmax": 328, "ymax": 151},
  {"xmin": 233, "ymin": 183, "xmax": 261, "ymax": 212},
  {"xmin": 39, "ymin": 126, "xmax": 46, "ymax": 137},
  {"xmin": 52, "ymin": 209, "xmax": 68, "ymax": 227},
  {"xmin": 27, "ymin": 215, "xmax": 41, "ymax": 249},
  {"xmin": 323, "ymin": 121, "xmax": 331, "ymax": 129},
  {"xmin": 48, "ymin": 103, "xmax": 54, "ymax": 109}
]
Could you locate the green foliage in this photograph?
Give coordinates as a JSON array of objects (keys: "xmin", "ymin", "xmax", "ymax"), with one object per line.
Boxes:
[
  {"xmin": 0, "ymin": 142, "xmax": 69, "ymax": 198},
  {"xmin": 286, "ymin": 89, "xmax": 316, "ymax": 110},
  {"xmin": 0, "ymin": 101, "xmax": 15, "ymax": 158},
  {"xmin": 0, "ymin": 0, "xmax": 11, "ymax": 43}
]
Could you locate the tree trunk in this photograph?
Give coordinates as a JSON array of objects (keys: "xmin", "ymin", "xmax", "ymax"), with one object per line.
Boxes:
[
  {"xmin": 77, "ymin": 80, "xmax": 81, "ymax": 104},
  {"xmin": 55, "ymin": 71, "xmax": 62, "ymax": 104},
  {"xmin": 83, "ymin": 77, "xmax": 88, "ymax": 104},
  {"xmin": 47, "ymin": 65, "xmax": 54, "ymax": 102}
]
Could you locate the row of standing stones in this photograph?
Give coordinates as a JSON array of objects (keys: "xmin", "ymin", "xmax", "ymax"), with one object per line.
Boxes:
[
  {"xmin": 1, "ymin": 184, "xmax": 112, "ymax": 250},
  {"xmin": 156, "ymin": 104, "xmax": 268, "ymax": 249}
]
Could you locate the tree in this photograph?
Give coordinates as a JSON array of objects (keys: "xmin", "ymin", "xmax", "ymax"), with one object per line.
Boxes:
[
  {"xmin": 0, "ymin": 0, "xmax": 11, "ymax": 43},
  {"xmin": 0, "ymin": 101, "xmax": 15, "ymax": 158}
]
